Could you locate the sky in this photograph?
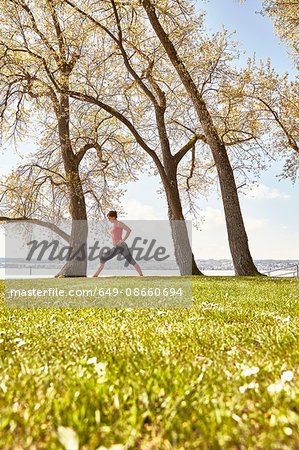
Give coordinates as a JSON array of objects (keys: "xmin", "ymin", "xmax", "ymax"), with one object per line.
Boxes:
[{"xmin": 1, "ymin": 0, "xmax": 298, "ymax": 260}]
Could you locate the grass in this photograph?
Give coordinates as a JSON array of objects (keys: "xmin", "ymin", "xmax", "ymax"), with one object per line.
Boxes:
[{"xmin": 0, "ymin": 276, "xmax": 298, "ymax": 449}]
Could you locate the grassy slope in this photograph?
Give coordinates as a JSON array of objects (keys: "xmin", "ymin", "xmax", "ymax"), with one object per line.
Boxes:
[{"xmin": 0, "ymin": 277, "xmax": 298, "ymax": 449}]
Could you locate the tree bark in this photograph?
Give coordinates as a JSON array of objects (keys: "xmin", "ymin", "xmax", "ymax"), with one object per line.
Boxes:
[
  {"xmin": 142, "ymin": 0, "xmax": 263, "ymax": 276},
  {"xmin": 159, "ymin": 161, "xmax": 203, "ymax": 275},
  {"xmin": 154, "ymin": 105, "xmax": 203, "ymax": 276},
  {"xmin": 54, "ymin": 92, "xmax": 88, "ymax": 277},
  {"xmin": 167, "ymin": 194, "xmax": 203, "ymax": 276},
  {"xmin": 166, "ymin": 182, "xmax": 203, "ymax": 276}
]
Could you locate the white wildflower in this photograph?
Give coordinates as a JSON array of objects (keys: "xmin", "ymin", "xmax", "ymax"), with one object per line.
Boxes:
[
  {"xmin": 94, "ymin": 362, "xmax": 106, "ymax": 377},
  {"xmin": 241, "ymin": 366, "xmax": 259, "ymax": 377},
  {"xmin": 57, "ymin": 426, "xmax": 79, "ymax": 450},
  {"xmin": 281, "ymin": 371, "xmax": 294, "ymax": 383},
  {"xmin": 232, "ymin": 414, "xmax": 241, "ymax": 422},
  {"xmin": 14, "ymin": 338, "xmax": 26, "ymax": 347},
  {"xmin": 267, "ymin": 383, "xmax": 283, "ymax": 393},
  {"xmin": 239, "ymin": 382, "xmax": 259, "ymax": 393},
  {"xmin": 86, "ymin": 357, "xmax": 97, "ymax": 364}
]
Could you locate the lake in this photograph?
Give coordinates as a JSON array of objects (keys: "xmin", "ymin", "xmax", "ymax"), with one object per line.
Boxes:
[{"xmin": 0, "ymin": 268, "xmax": 235, "ymax": 278}]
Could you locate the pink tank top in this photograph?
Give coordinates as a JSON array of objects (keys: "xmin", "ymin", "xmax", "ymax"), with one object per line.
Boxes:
[{"xmin": 111, "ymin": 220, "xmax": 123, "ymax": 245}]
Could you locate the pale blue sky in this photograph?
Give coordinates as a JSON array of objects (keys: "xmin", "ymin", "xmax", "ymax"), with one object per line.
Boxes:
[
  {"xmin": 1, "ymin": 0, "xmax": 298, "ymax": 260},
  {"xmin": 202, "ymin": 0, "xmax": 296, "ymax": 75}
]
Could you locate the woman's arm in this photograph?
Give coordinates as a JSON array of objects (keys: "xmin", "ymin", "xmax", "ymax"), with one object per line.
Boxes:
[{"xmin": 117, "ymin": 221, "xmax": 131, "ymax": 244}]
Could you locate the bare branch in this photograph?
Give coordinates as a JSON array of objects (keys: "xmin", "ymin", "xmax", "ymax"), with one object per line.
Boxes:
[
  {"xmin": 0, "ymin": 216, "xmax": 70, "ymax": 242},
  {"xmin": 174, "ymin": 134, "xmax": 206, "ymax": 165},
  {"xmin": 186, "ymin": 144, "xmax": 196, "ymax": 192}
]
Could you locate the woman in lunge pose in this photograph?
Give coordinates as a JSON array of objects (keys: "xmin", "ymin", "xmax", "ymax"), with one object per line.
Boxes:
[{"xmin": 92, "ymin": 210, "xmax": 143, "ymax": 277}]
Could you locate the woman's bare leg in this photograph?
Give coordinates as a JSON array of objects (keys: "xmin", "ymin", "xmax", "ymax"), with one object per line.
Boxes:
[
  {"xmin": 93, "ymin": 263, "xmax": 104, "ymax": 277},
  {"xmin": 134, "ymin": 263, "xmax": 143, "ymax": 276}
]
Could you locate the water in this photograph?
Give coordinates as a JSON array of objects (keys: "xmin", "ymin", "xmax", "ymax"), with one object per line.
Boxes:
[
  {"xmin": 2, "ymin": 268, "xmax": 298, "ymax": 279},
  {"xmin": 0, "ymin": 268, "xmax": 235, "ymax": 278},
  {"xmin": 202, "ymin": 270, "xmax": 235, "ymax": 276}
]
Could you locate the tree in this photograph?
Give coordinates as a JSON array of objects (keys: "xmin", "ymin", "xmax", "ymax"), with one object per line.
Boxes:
[
  {"xmin": 62, "ymin": 0, "xmax": 217, "ymax": 275},
  {"xmin": 138, "ymin": 0, "xmax": 262, "ymax": 276},
  {"xmin": 63, "ymin": 0, "xmax": 281, "ymax": 276},
  {"xmin": 0, "ymin": 0, "xmax": 142, "ymax": 276},
  {"xmin": 234, "ymin": 2, "xmax": 298, "ymax": 181},
  {"xmin": 228, "ymin": 59, "xmax": 299, "ymax": 182},
  {"xmin": 0, "ymin": 0, "xmax": 206, "ymax": 276}
]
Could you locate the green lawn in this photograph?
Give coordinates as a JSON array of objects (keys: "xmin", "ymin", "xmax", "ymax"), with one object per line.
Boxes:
[{"xmin": 0, "ymin": 277, "xmax": 298, "ymax": 449}]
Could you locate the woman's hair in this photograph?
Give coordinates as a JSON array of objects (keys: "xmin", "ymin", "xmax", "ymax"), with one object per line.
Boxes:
[{"xmin": 107, "ymin": 210, "xmax": 117, "ymax": 219}]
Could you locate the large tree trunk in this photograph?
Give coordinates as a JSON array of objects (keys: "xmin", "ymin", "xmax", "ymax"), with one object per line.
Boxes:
[
  {"xmin": 154, "ymin": 104, "xmax": 203, "ymax": 276},
  {"xmin": 207, "ymin": 140, "xmax": 261, "ymax": 276},
  {"xmin": 143, "ymin": 1, "xmax": 262, "ymax": 276},
  {"xmin": 55, "ymin": 93, "xmax": 88, "ymax": 277},
  {"xmin": 163, "ymin": 167, "xmax": 203, "ymax": 276},
  {"xmin": 168, "ymin": 206, "xmax": 203, "ymax": 276},
  {"xmin": 55, "ymin": 219, "xmax": 88, "ymax": 277}
]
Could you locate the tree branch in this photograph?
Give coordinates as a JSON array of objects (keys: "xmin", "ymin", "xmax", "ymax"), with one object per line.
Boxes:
[
  {"xmin": 256, "ymin": 95, "xmax": 299, "ymax": 153},
  {"xmin": 9, "ymin": 0, "xmax": 60, "ymax": 63},
  {"xmin": 64, "ymin": 0, "xmax": 158, "ymax": 105},
  {"xmin": 66, "ymin": 88, "xmax": 166, "ymax": 176},
  {"xmin": 76, "ymin": 142, "xmax": 109, "ymax": 165},
  {"xmin": 186, "ymin": 144, "xmax": 196, "ymax": 192},
  {"xmin": 0, "ymin": 217, "xmax": 71, "ymax": 243},
  {"xmin": 174, "ymin": 134, "xmax": 206, "ymax": 165}
]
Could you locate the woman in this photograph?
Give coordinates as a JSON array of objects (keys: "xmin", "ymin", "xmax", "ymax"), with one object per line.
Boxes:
[{"xmin": 92, "ymin": 210, "xmax": 143, "ymax": 277}]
